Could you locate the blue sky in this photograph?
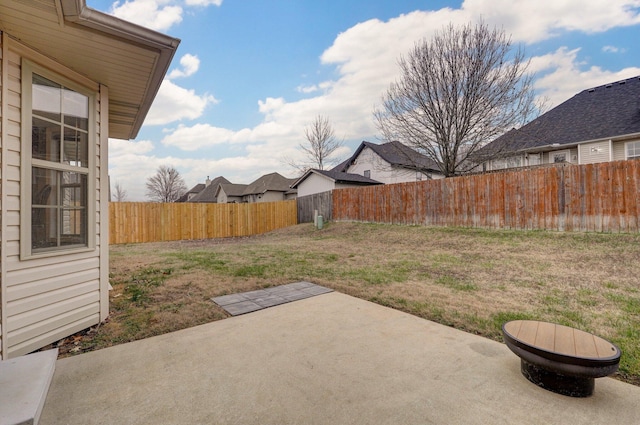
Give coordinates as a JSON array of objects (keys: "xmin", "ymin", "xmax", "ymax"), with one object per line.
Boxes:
[{"xmin": 89, "ymin": 0, "xmax": 640, "ymax": 200}]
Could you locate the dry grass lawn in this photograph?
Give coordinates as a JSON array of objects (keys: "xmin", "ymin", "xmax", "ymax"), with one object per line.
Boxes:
[{"xmin": 56, "ymin": 222, "xmax": 640, "ymax": 385}]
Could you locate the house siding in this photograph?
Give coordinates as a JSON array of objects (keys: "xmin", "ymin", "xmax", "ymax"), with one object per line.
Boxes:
[
  {"xmin": 613, "ymin": 141, "xmax": 627, "ymax": 161},
  {"xmin": 1, "ymin": 32, "xmax": 5, "ymax": 356},
  {"xmin": 347, "ymin": 147, "xmax": 434, "ymax": 183},
  {"xmin": 258, "ymin": 191, "xmax": 286, "ymax": 203},
  {"xmin": 579, "ymin": 140, "xmax": 612, "ymax": 164},
  {"xmin": 297, "ymin": 173, "xmax": 335, "ymax": 197},
  {"xmin": 0, "ymin": 37, "xmax": 106, "ymax": 358}
]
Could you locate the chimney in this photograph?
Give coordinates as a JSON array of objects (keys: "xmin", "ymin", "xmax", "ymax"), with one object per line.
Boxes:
[{"xmin": 205, "ymin": 176, "xmax": 211, "ymax": 187}]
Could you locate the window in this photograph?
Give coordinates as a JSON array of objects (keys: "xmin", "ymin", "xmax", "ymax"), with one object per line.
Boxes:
[
  {"xmin": 627, "ymin": 141, "xmax": 640, "ymax": 159},
  {"xmin": 22, "ymin": 62, "xmax": 94, "ymax": 256},
  {"xmin": 363, "ymin": 170, "xmax": 371, "ymax": 178},
  {"xmin": 550, "ymin": 150, "xmax": 570, "ymax": 163},
  {"xmin": 527, "ymin": 153, "xmax": 541, "ymax": 166}
]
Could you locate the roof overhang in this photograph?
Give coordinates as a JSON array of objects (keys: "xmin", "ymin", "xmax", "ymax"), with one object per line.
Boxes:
[
  {"xmin": 0, "ymin": 0, "xmax": 180, "ymax": 139},
  {"xmin": 506, "ymin": 130, "xmax": 640, "ymax": 156}
]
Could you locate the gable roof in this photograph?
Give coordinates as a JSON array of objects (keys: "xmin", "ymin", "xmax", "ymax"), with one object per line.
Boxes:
[
  {"xmin": 483, "ymin": 76, "xmax": 640, "ymax": 156},
  {"xmin": 216, "ymin": 183, "xmax": 249, "ymax": 198},
  {"xmin": 243, "ymin": 172, "xmax": 296, "ymax": 196},
  {"xmin": 335, "ymin": 141, "xmax": 441, "ymax": 173},
  {"xmin": 189, "ymin": 176, "xmax": 231, "ymax": 203},
  {"xmin": 291, "ymin": 169, "xmax": 382, "ymax": 189},
  {"xmin": 0, "ymin": 0, "xmax": 179, "ymax": 139},
  {"xmin": 176, "ymin": 183, "xmax": 205, "ymax": 202}
]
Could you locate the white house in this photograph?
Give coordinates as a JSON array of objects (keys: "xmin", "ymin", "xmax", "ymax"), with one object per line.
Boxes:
[
  {"xmin": 291, "ymin": 169, "xmax": 382, "ymax": 197},
  {"xmin": 335, "ymin": 141, "xmax": 444, "ymax": 184},
  {"xmin": 0, "ymin": 0, "xmax": 179, "ymax": 358}
]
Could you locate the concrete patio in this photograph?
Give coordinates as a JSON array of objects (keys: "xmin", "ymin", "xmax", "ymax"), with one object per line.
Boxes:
[{"xmin": 39, "ymin": 292, "xmax": 640, "ymax": 424}]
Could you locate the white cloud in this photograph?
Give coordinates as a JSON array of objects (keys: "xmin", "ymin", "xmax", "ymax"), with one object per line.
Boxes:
[
  {"xmin": 145, "ymin": 79, "xmax": 217, "ymax": 125},
  {"xmin": 107, "ymin": 0, "xmax": 223, "ymax": 31},
  {"xmin": 462, "ymin": 0, "xmax": 640, "ymax": 43},
  {"xmin": 602, "ymin": 45, "xmax": 627, "ymax": 53},
  {"xmin": 109, "ymin": 138, "xmax": 155, "ymax": 156},
  {"xmin": 529, "ymin": 47, "xmax": 640, "ymax": 107},
  {"xmin": 297, "ymin": 84, "xmax": 318, "ymax": 94},
  {"xmin": 168, "ymin": 54, "xmax": 200, "ymax": 79},
  {"xmin": 185, "ymin": 0, "xmax": 223, "ymax": 5},
  {"xmin": 110, "ymin": 0, "xmax": 183, "ymax": 32}
]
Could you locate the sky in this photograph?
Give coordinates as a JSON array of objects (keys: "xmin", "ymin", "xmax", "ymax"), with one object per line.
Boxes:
[{"xmin": 88, "ymin": 0, "xmax": 640, "ymax": 201}]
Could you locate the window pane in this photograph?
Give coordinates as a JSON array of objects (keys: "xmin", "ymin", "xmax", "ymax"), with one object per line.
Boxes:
[
  {"xmin": 32, "ymin": 117, "xmax": 60, "ymax": 162},
  {"xmin": 32, "ymin": 167, "xmax": 58, "ymax": 206},
  {"xmin": 60, "ymin": 209, "xmax": 87, "ymax": 246},
  {"xmin": 32, "ymin": 207, "xmax": 58, "ymax": 250},
  {"xmin": 61, "ymin": 172, "xmax": 87, "ymax": 207},
  {"xmin": 63, "ymin": 89, "xmax": 89, "ymax": 130},
  {"xmin": 33, "ymin": 74, "xmax": 61, "ymax": 122},
  {"xmin": 63, "ymin": 128, "xmax": 88, "ymax": 167}
]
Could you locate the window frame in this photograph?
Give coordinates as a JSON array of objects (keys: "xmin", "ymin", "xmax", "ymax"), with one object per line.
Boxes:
[
  {"xmin": 20, "ymin": 60, "xmax": 96, "ymax": 259},
  {"xmin": 550, "ymin": 150, "xmax": 571, "ymax": 164},
  {"xmin": 625, "ymin": 141, "xmax": 640, "ymax": 160}
]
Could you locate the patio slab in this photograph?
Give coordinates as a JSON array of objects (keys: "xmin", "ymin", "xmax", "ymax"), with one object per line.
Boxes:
[
  {"xmin": 212, "ymin": 281, "xmax": 333, "ymax": 315},
  {"xmin": 40, "ymin": 292, "xmax": 640, "ymax": 425}
]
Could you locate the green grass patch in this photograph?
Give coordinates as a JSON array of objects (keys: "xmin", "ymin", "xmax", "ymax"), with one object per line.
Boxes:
[{"xmin": 124, "ymin": 267, "xmax": 172, "ymax": 305}]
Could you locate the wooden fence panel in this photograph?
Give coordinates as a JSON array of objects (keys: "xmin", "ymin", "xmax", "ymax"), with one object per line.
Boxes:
[
  {"xmin": 297, "ymin": 191, "xmax": 333, "ymax": 223},
  {"xmin": 332, "ymin": 161, "xmax": 640, "ymax": 233},
  {"xmin": 109, "ymin": 200, "xmax": 297, "ymax": 244}
]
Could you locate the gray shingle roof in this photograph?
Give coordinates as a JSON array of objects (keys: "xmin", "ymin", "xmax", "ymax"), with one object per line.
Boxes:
[
  {"xmin": 217, "ymin": 183, "xmax": 248, "ymax": 198},
  {"xmin": 482, "ymin": 76, "xmax": 640, "ymax": 155},
  {"xmin": 189, "ymin": 176, "xmax": 231, "ymax": 203},
  {"xmin": 334, "ymin": 141, "xmax": 441, "ymax": 172},
  {"xmin": 290, "ymin": 169, "xmax": 382, "ymax": 189},
  {"xmin": 243, "ymin": 172, "xmax": 296, "ymax": 195},
  {"xmin": 176, "ymin": 183, "xmax": 205, "ymax": 202}
]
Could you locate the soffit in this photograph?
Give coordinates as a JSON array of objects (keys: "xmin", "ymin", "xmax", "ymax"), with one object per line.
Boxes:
[{"xmin": 0, "ymin": 0, "xmax": 179, "ymax": 140}]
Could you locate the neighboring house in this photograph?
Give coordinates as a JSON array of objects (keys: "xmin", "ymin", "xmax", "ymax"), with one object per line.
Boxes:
[
  {"xmin": 335, "ymin": 141, "xmax": 444, "ymax": 183},
  {"xmin": 291, "ymin": 169, "xmax": 383, "ymax": 197},
  {"xmin": 241, "ymin": 172, "xmax": 297, "ymax": 203},
  {"xmin": 216, "ymin": 183, "xmax": 249, "ymax": 203},
  {"xmin": 188, "ymin": 176, "xmax": 231, "ymax": 203},
  {"xmin": 176, "ymin": 183, "xmax": 205, "ymax": 203},
  {"xmin": 0, "ymin": 1, "xmax": 178, "ymax": 358},
  {"xmin": 479, "ymin": 76, "xmax": 640, "ymax": 171}
]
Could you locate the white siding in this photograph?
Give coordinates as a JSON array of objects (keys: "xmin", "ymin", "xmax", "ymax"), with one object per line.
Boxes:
[
  {"xmin": 1, "ymin": 32, "xmax": 5, "ymax": 357},
  {"xmin": 346, "ymin": 147, "xmax": 438, "ymax": 183},
  {"xmin": 217, "ymin": 189, "xmax": 228, "ymax": 203},
  {"xmin": 612, "ymin": 140, "xmax": 627, "ymax": 161},
  {"xmin": 579, "ymin": 140, "xmax": 612, "ymax": 164},
  {"xmin": 297, "ymin": 173, "xmax": 336, "ymax": 197},
  {"xmin": 258, "ymin": 191, "xmax": 286, "ymax": 203},
  {"xmin": 0, "ymin": 38, "xmax": 106, "ymax": 358}
]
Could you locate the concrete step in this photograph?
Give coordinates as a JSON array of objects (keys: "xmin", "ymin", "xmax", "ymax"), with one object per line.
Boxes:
[{"xmin": 0, "ymin": 349, "xmax": 58, "ymax": 425}]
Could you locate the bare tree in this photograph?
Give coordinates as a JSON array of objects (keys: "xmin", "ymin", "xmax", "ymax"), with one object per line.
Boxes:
[
  {"xmin": 287, "ymin": 115, "xmax": 344, "ymax": 173},
  {"xmin": 112, "ymin": 181, "xmax": 127, "ymax": 202},
  {"xmin": 145, "ymin": 165, "xmax": 187, "ymax": 203},
  {"xmin": 374, "ymin": 21, "xmax": 540, "ymax": 177}
]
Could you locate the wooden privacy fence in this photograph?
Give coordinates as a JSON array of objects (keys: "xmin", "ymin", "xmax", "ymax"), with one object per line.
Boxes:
[
  {"xmin": 297, "ymin": 191, "xmax": 333, "ymax": 223},
  {"xmin": 333, "ymin": 161, "xmax": 640, "ymax": 233},
  {"xmin": 110, "ymin": 200, "xmax": 298, "ymax": 244}
]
